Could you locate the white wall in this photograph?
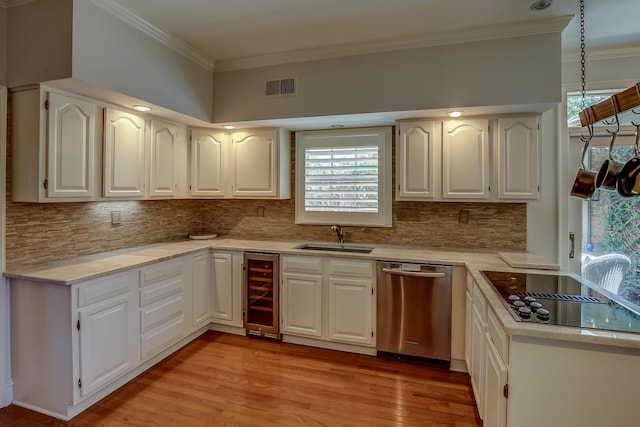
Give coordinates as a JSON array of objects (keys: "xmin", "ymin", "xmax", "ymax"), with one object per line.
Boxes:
[
  {"xmin": 5, "ymin": 0, "xmax": 213, "ymax": 122},
  {"xmin": 72, "ymin": 0, "xmax": 213, "ymax": 122},
  {"xmin": 6, "ymin": 0, "xmax": 73, "ymax": 87},
  {"xmin": 527, "ymin": 107, "xmax": 559, "ymax": 261},
  {"xmin": 213, "ymin": 33, "xmax": 562, "ymax": 123}
]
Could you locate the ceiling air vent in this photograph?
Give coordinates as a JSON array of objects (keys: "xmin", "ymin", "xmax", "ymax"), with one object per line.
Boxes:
[{"xmin": 265, "ymin": 77, "xmax": 297, "ymax": 97}]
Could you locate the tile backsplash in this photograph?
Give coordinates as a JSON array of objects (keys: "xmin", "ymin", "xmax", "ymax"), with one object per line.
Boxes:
[{"xmin": 5, "ymin": 197, "xmax": 526, "ymax": 267}]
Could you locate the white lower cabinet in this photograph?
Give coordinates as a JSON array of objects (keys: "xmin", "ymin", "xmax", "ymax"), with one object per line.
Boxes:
[
  {"xmin": 211, "ymin": 251, "xmax": 244, "ymax": 327},
  {"xmin": 484, "ymin": 330, "xmax": 508, "ymax": 427},
  {"xmin": 282, "ymin": 273, "xmax": 323, "ymax": 337},
  {"xmin": 328, "ymin": 276, "xmax": 372, "ymax": 345},
  {"xmin": 191, "ymin": 252, "xmax": 212, "ymax": 328},
  {"xmin": 10, "ymin": 269, "xmax": 140, "ymax": 419},
  {"xmin": 281, "ymin": 256, "xmax": 323, "ymax": 337},
  {"xmin": 466, "ymin": 276, "xmax": 509, "ymax": 426},
  {"xmin": 77, "ymin": 271, "xmax": 139, "ymax": 398},
  {"xmin": 281, "ymin": 256, "xmax": 374, "ymax": 347},
  {"xmin": 470, "ymin": 281, "xmax": 487, "ymax": 420},
  {"xmin": 465, "ymin": 289, "xmax": 474, "ymax": 373}
]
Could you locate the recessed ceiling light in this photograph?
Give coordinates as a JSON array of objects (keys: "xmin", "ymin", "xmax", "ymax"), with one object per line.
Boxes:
[
  {"xmin": 223, "ymin": 125, "xmax": 236, "ymax": 130},
  {"xmin": 446, "ymin": 111, "xmax": 464, "ymax": 118},
  {"xmin": 133, "ymin": 105, "xmax": 152, "ymax": 112},
  {"xmin": 530, "ymin": 0, "xmax": 552, "ymax": 11}
]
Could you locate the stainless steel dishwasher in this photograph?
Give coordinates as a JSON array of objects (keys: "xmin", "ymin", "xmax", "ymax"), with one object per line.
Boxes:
[{"xmin": 376, "ymin": 262, "xmax": 452, "ymax": 361}]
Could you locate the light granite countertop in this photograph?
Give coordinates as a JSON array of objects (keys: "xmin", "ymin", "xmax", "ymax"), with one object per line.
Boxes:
[{"xmin": 5, "ymin": 238, "xmax": 640, "ymax": 350}]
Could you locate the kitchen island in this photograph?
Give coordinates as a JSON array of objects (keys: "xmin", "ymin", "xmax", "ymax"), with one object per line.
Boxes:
[{"xmin": 5, "ymin": 238, "xmax": 640, "ymax": 426}]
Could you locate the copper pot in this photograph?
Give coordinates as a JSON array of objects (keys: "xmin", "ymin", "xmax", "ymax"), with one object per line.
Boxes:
[
  {"xmin": 595, "ymin": 132, "xmax": 624, "ymax": 190},
  {"xmin": 617, "ymin": 124, "xmax": 640, "ymax": 197},
  {"xmin": 571, "ymin": 139, "xmax": 597, "ymax": 199}
]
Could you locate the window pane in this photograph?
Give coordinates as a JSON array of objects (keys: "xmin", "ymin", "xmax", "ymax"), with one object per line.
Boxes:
[{"xmin": 304, "ymin": 146, "xmax": 379, "ymax": 212}]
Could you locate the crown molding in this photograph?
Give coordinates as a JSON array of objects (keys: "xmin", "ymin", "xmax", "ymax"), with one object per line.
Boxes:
[
  {"xmin": 215, "ymin": 15, "xmax": 573, "ymax": 72},
  {"xmin": 562, "ymin": 44, "xmax": 640, "ymax": 63},
  {"xmin": 0, "ymin": 0, "xmax": 35, "ymax": 8},
  {"xmin": 90, "ymin": 0, "xmax": 214, "ymax": 71}
]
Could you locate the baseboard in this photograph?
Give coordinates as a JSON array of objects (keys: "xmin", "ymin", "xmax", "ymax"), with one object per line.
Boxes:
[
  {"xmin": 1, "ymin": 378, "xmax": 13, "ymax": 408},
  {"xmin": 282, "ymin": 334, "xmax": 377, "ymax": 356},
  {"xmin": 208, "ymin": 323, "xmax": 245, "ymax": 336},
  {"xmin": 449, "ymin": 358, "xmax": 469, "ymax": 373}
]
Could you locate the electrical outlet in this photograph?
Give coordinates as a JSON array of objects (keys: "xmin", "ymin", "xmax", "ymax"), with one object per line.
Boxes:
[{"xmin": 111, "ymin": 210, "xmax": 121, "ymax": 225}]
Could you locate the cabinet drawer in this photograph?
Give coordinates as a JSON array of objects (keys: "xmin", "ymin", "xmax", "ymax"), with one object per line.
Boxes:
[
  {"xmin": 140, "ymin": 259, "xmax": 184, "ymax": 287},
  {"xmin": 282, "ymin": 256, "xmax": 323, "ymax": 275},
  {"xmin": 140, "ymin": 315, "xmax": 184, "ymax": 360},
  {"xmin": 140, "ymin": 292, "xmax": 185, "ymax": 333},
  {"xmin": 328, "ymin": 260, "xmax": 373, "ymax": 278},
  {"xmin": 140, "ymin": 276, "xmax": 184, "ymax": 307},
  {"xmin": 487, "ymin": 307, "xmax": 509, "ymax": 364},
  {"xmin": 78, "ymin": 271, "xmax": 136, "ymax": 308}
]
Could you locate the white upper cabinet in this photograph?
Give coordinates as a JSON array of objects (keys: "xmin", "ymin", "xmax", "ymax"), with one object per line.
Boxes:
[
  {"xmin": 231, "ymin": 128, "xmax": 290, "ymax": 198},
  {"xmin": 189, "ymin": 127, "xmax": 290, "ymax": 199},
  {"xmin": 103, "ymin": 108, "xmax": 146, "ymax": 198},
  {"xmin": 443, "ymin": 119, "xmax": 490, "ymax": 199},
  {"xmin": 190, "ymin": 129, "xmax": 226, "ymax": 197},
  {"xmin": 396, "ymin": 120, "xmax": 441, "ymax": 200},
  {"xmin": 496, "ymin": 116, "xmax": 539, "ymax": 200},
  {"xmin": 11, "ymin": 87, "xmax": 100, "ymax": 202},
  {"xmin": 148, "ymin": 119, "xmax": 182, "ymax": 198},
  {"xmin": 47, "ymin": 92, "xmax": 97, "ymax": 199}
]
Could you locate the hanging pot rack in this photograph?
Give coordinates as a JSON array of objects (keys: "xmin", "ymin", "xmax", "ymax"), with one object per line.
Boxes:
[{"xmin": 578, "ymin": 82, "xmax": 640, "ymax": 127}]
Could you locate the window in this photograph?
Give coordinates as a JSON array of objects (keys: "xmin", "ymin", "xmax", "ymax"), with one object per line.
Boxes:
[
  {"xmin": 295, "ymin": 127, "xmax": 392, "ymax": 227},
  {"xmin": 567, "ymin": 91, "xmax": 640, "ymax": 306}
]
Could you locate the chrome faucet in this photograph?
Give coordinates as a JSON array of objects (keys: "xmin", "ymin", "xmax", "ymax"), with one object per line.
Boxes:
[{"xmin": 331, "ymin": 225, "xmax": 344, "ymax": 246}]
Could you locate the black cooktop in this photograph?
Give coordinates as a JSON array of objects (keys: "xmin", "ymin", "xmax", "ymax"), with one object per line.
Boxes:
[{"xmin": 481, "ymin": 271, "xmax": 640, "ymax": 334}]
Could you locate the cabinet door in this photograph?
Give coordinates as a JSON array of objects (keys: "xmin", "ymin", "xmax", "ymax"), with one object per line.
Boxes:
[
  {"xmin": 231, "ymin": 129, "xmax": 278, "ymax": 197},
  {"xmin": 104, "ymin": 108, "xmax": 146, "ymax": 197},
  {"xmin": 328, "ymin": 277, "xmax": 372, "ymax": 345},
  {"xmin": 282, "ymin": 273, "xmax": 323, "ymax": 337},
  {"xmin": 396, "ymin": 121, "xmax": 441, "ymax": 200},
  {"xmin": 149, "ymin": 119, "xmax": 179, "ymax": 198},
  {"xmin": 190, "ymin": 129, "xmax": 226, "ymax": 197},
  {"xmin": 192, "ymin": 253, "xmax": 211, "ymax": 328},
  {"xmin": 78, "ymin": 292, "xmax": 137, "ymax": 398},
  {"xmin": 471, "ymin": 303, "xmax": 486, "ymax": 419},
  {"xmin": 484, "ymin": 334, "xmax": 508, "ymax": 427},
  {"xmin": 443, "ymin": 119, "xmax": 490, "ymax": 199},
  {"xmin": 465, "ymin": 290, "xmax": 474, "ymax": 374},
  {"xmin": 497, "ymin": 116, "xmax": 539, "ymax": 200},
  {"xmin": 46, "ymin": 92, "xmax": 97, "ymax": 198},
  {"xmin": 212, "ymin": 252, "xmax": 233, "ymax": 322}
]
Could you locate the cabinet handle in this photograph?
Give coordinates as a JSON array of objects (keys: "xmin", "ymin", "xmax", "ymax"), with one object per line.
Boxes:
[{"xmin": 382, "ymin": 268, "xmax": 445, "ymax": 278}]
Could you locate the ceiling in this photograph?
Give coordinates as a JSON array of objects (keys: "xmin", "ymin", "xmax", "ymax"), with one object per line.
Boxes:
[{"xmin": 113, "ymin": 0, "xmax": 640, "ymax": 66}]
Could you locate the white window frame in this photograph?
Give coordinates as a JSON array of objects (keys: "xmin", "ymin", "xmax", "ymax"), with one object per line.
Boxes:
[{"xmin": 295, "ymin": 127, "xmax": 392, "ymax": 227}]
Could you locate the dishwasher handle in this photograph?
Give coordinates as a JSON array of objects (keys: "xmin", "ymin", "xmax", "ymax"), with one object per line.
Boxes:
[{"xmin": 382, "ymin": 268, "xmax": 446, "ymax": 278}]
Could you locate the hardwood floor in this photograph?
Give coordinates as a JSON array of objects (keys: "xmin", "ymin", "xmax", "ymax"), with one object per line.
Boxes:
[{"xmin": 0, "ymin": 332, "xmax": 481, "ymax": 426}]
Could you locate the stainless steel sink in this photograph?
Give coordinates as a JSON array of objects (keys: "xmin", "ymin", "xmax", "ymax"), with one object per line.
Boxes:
[{"xmin": 295, "ymin": 243, "xmax": 374, "ymax": 254}]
